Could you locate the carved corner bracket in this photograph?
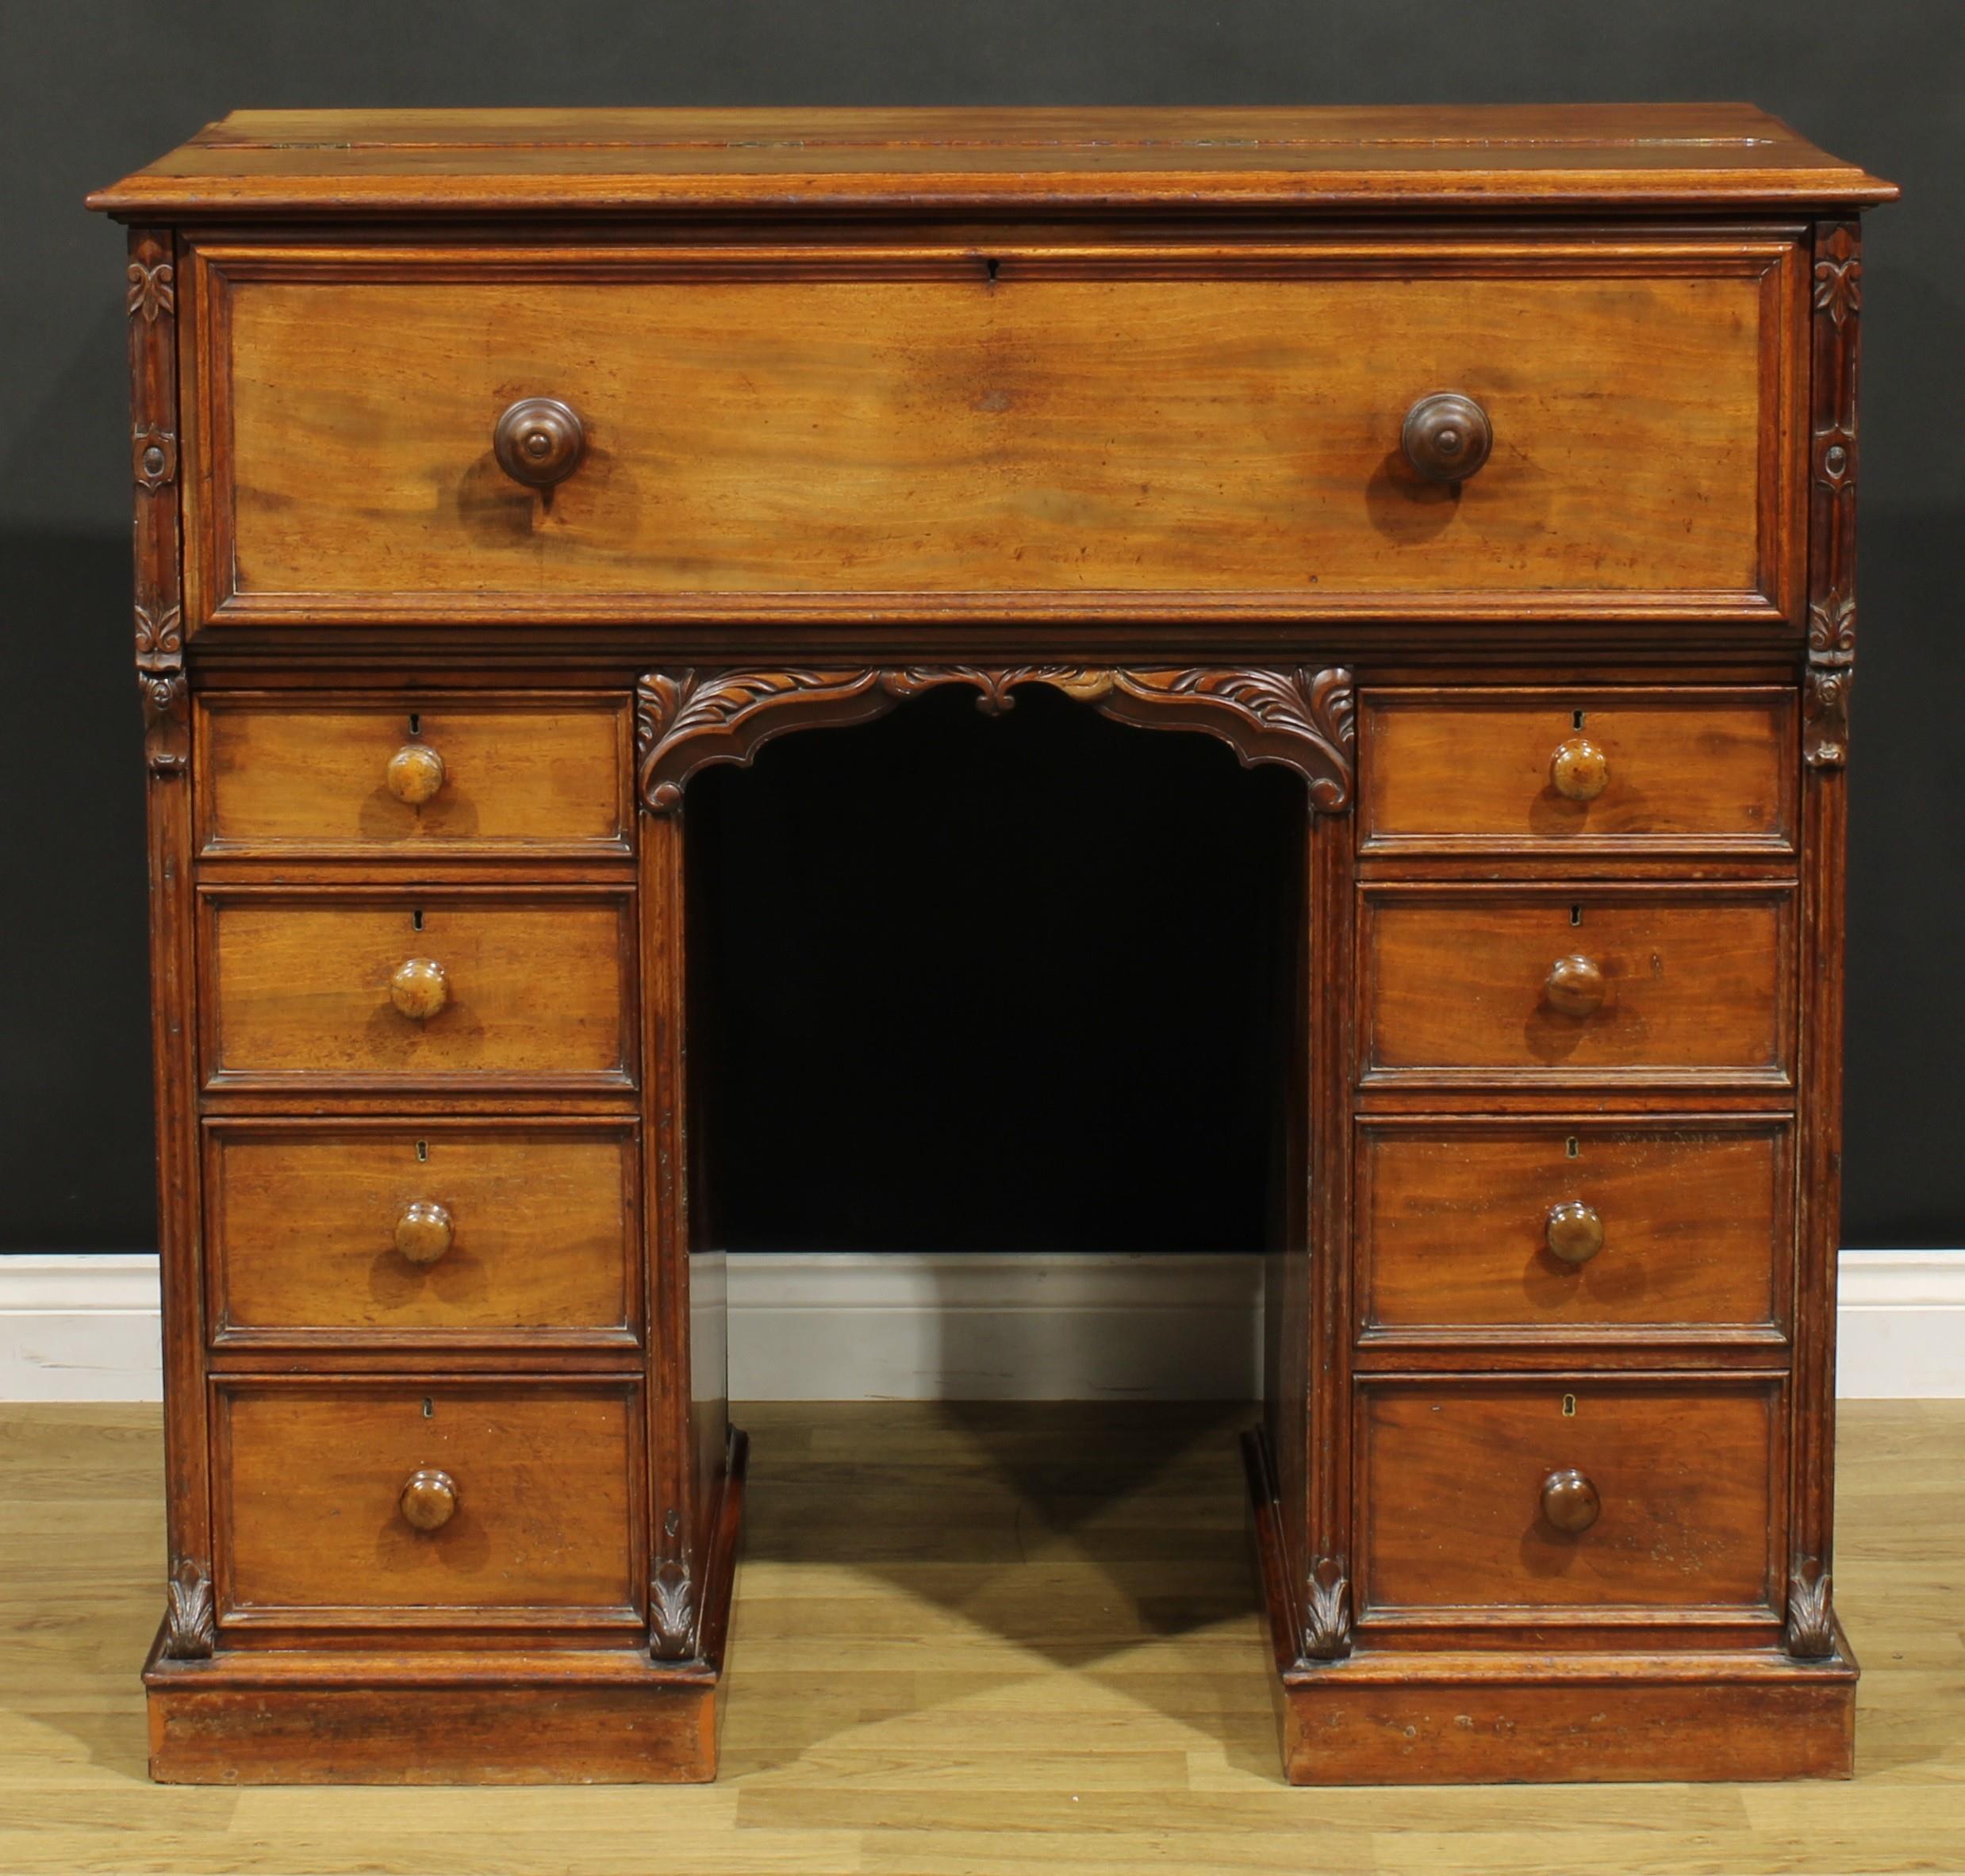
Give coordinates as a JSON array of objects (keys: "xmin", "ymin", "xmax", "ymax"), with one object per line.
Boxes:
[
  {"xmin": 635, "ymin": 666, "xmax": 1356, "ymax": 814},
  {"xmin": 1785, "ymin": 1556, "xmax": 1837, "ymax": 1660},
  {"xmin": 648, "ymin": 1559, "xmax": 698, "ymax": 1662},
  {"xmin": 1303, "ymin": 1556, "xmax": 1353, "ymax": 1663},
  {"xmin": 1806, "ymin": 221, "xmax": 1863, "ymax": 769},
  {"xmin": 160, "ymin": 1558, "xmax": 214, "ymax": 1660}
]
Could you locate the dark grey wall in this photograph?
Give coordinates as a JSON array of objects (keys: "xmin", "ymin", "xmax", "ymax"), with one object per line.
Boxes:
[{"xmin": 3, "ymin": 2, "xmax": 1958, "ymax": 1250}]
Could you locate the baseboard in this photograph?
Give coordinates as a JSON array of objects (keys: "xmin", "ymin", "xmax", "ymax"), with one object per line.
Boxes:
[{"xmin": 2, "ymin": 1249, "xmax": 1960, "ymax": 1402}]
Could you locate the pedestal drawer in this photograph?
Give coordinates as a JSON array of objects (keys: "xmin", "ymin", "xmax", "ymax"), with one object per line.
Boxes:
[
  {"xmin": 1358, "ymin": 1122, "xmax": 1789, "ymax": 1337},
  {"xmin": 1359, "ymin": 886, "xmax": 1792, "ymax": 1084},
  {"xmin": 198, "ymin": 694, "xmax": 632, "ymax": 857},
  {"xmin": 201, "ymin": 891, "xmax": 635, "ymax": 1091},
  {"xmin": 213, "ymin": 1380, "xmax": 643, "ymax": 1628},
  {"xmin": 1357, "ymin": 1377, "xmax": 1781, "ymax": 1617},
  {"xmin": 205, "ymin": 1122, "xmax": 638, "ymax": 1345},
  {"xmin": 1358, "ymin": 689, "xmax": 1796, "ymax": 851}
]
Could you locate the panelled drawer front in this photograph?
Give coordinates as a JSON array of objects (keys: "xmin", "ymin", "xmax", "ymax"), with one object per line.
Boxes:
[
  {"xmin": 1360, "ymin": 888, "xmax": 1792, "ymax": 1084},
  {"xmin": 203, "ymin": 892, "xmax": 635, "ymax": 1091},
  {"xmin": 206, "ymin": 1123, "xmax": 637, "ymax": 1344},
  {"xmin": 214, "ymin": 1380, "xmax": 643, "ymax": 1625},
  {"xmin": 1357, "ymin": 1378, "xmax": 1779, "ymax": 1616},
  {"xmin": 198, "ymin": 695, "xmax": 632, "ymax": 857},
  {"xmin": 1359, "ymin": 689, "xmax": 1797, "ymax": 851},
  {"xmin": 1359, "ymin": 1123, "xmax": 1788, "ymax": 1337},
  {"xmin": 193, "ymin": 240, "xmax": 1797, "ymax": 623}
]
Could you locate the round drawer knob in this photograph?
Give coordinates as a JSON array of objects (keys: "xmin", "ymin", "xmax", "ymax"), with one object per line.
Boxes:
[
  {"xmin": 394, "ymin": 1199, "xmax": 454, "ymax": 1266},
  {"xmin": 385, "ymin": 742, "xmax": 446, "ymax": 806},
  {"xmin": 388, "ymin": 957, "xmax": 448, "ymax": 1022},
  {"xmin": 1544, "ymin": 953, "xmax": 1606, "ymax": 1019},
  {"xmin": 1549, "ymin": 735, "xmax": 1610, "ymax": 802},
  {"xmin": 399, "ymin": 1467, "xmax": 458, "ymax": 1533},
  {"xmin": 1401, "ymin": 392, "xmax": 1493, "ymax": 484},
  {"xmin": 1545, "ymin": 1201, "xmax": 1606, "ymax": 1266},
  {"xmin": 493, "ymin": 396, "xmax": 585, "ymax": 489},
  {"xmin": 1541, "ymin": 1467, "xmax": 1601, "ymax": 1535}
]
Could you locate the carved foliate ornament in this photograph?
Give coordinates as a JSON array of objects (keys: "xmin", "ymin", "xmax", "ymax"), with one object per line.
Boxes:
[{"xmin": 635, "ymin": 666, "xmax": 1356, "ymax": 815}]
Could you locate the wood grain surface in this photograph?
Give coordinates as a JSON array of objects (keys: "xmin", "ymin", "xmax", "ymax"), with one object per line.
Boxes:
[
  {"xmin": 202, "ymin": 893, "xmax": 635, "ymax": 1088},
  {"xmin": 213, "ymin": 1381, "xmax": 642, "ymax": 1624},
  {"xmin": 1357, "ymin": 1122, "xmax": 1787, "ymax": 1335},
  {"xmin": 86, "ymin": 104, "xmax": 1898, "ymax": 217},
  {"xmin": 198, "ymin": 696, "xmax": 632, "ymax": 857},
  {"xmin": 1356, "ymin": 1379, "xmax": 1779, "ymax": 1614},
  {"xmin": 206, "ymin": 257, "xmax": 1779, "ymax": 615},
  {"xmin": 1359, "ymin": 689, "xmax": 1796, "ymax": 849},
  {"xmin": 205, "ymin": 1122, "xmax": 637, "ymax": 1343},
  {"xmin": 3, "ymin": 1401, "xmax": 1959, "ymax": 1870},
  {"xmin": 1360, "ymin": 888, "xmax": 1791, "ymax": 1080}
]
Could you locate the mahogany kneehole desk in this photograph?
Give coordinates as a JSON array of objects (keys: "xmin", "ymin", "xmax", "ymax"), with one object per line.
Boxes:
[{"xmin": 89, "ymin": 106, "xmax": 1895, "ymax": 1786}]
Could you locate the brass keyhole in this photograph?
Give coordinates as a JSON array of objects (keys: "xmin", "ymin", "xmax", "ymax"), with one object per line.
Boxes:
[{"xmin": 1562, "ymin": 1394, "xmax": 1578, "ymax": 1418}]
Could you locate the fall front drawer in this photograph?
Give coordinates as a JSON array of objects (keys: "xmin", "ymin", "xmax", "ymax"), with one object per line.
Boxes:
[
  {"xmin": 1357, "ymin": 1377, "xmax": 1783, "ymax": 1619},
  {"xmin": 1359, "ymin": 886, "xmax": 1794, "ymax": 1084},
  {"xmin": 1358, "ymin": 689, "xmax": 1798, "ymax": 852},
  {"xmin": 201, "ymin": 890, "xmax": 635, "ymax": 1091},
  {"xmin": 1357, "ymin": 1122, "xmax": 1790, "ymax": 1338},
  {"xmin": 213, "ymin": 1380, "xmax": 643, "ymax": 1627},
  {"xmin": 205, "ymin": 1122, "xmax": 638, "ymax": 1345},
  {"xmin": 198, "ymin": 694, "xmax": 633, "ymax": 857},
  {"xmin": 186, "ymin": 236, "xmax": 1800, "ymax": 623}
]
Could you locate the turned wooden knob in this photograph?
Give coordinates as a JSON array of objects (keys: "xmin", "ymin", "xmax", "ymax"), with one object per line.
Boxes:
[
  {"xmin": 493, "ymin": 396, "xmax": 585, "ymax": 489},
  {"xmin": 385, "ymin": 742, "xmax": 446, "ymax": 806},
  {"xmin": 394, "ymin": 1199, "xmax": 454, "ymax": 1266},
  {"xmin": 1550, "ymin": 735, "xmax": 1610, "ymax": 802},
  {"xmin": 388, "ymin": 957, "xmax": 448, "ymax": 1021},
  {"xmin": 1544, "ymin": 953, "xmax": 1606, "ymax": 1019},
  {"xmin": 1401, "ymin": 392, "xmax": 1492, "ymax": 483},
  {"xmin": 399, "ymin": 1468, "xmax": 458, "ymax": 1532},
  {"xmin": 1545, "ymin": 1201, "xmax": 1605, "ymax": 1266},
  {"xmin": 1541, "ymin": 1467, "xmax": 1601, "ymax": 1534}
]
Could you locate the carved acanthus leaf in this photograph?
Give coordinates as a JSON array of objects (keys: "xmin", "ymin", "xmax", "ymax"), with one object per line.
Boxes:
[
  {"xmin": 1811, "ymin": 227, "xmax": 1862, "ymax": 327},
  {"xmin": 1786, "ymin": 1557, "xmax": 1836, "ymax": 1659},
  {"xmin": 648, "ymin": 1559, "xmax": 697, "ymax": 1661},
  {"xmin": 127, "ymin": 258, "xmax": 175, "ymax": 323},
  {"xmin": 160, "ymin": 1559, "xmax": 214, "ymax": 1660},
  {"xmin": 134, "ymin": 601, "xmax": 183, "ymax": 673},
  {"xmin": 1303, "ymin": 1556, "xmax": 1352, "ymax": 1662},
  {"xmin": 635, "ymin": 666, "xmax": 1356, "ymax": 814}
]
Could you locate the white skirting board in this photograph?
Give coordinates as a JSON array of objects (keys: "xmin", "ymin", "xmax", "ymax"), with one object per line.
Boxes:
[{"xmin": 0, "ymin": 1249, "xmax": 1959, "ymax": 1402}]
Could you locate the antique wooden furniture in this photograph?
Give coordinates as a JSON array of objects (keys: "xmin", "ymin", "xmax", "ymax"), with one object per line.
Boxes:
[{"xmin": 90, "ymin": 106, "xmax": 1894, "ymax": 1786}]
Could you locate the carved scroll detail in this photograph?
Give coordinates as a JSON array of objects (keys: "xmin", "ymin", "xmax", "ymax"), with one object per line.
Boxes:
[
  {"xmin": 129, "ymin": 231, "xmax": 187, "ymax": 780},
  {"xmin": 1806, "ymin": 222, "xmax": 1862, "ymax": 768},
  {"xmin": 160, "ymin": 1559, "xmax": 214, "ymax": 1660},
  {"xmin": 648, "ymin": 1559, "xmax": 697, "ymax": 1661},
  {"xmin": 635, "ymin": 666, "xmax": 1356, "ymax": 814},
  {"xmin": 1303, "ymin": 1556, "xmax": 1353, "ymax": 1662},
  {"xmin": 1786, "ymin": 1556, "xmax": 1836, "ymax": 1659}
]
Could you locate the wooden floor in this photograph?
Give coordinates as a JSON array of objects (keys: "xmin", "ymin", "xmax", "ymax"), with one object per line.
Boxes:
[{"xmin": 3, "ymin": 1399, "xmax": 1963, "ymax": 1874}]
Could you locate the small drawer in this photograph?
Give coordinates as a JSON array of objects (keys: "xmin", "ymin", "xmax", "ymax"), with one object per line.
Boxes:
[
  {"xmin": 201, "ymin": 889, "xmax": 635, "ymax": 1091},
  {"xmin": 1360, "ymin": 886, "xmax": 1792, "ymax": 1085},
  {"xmin": 205, "ymin": 1122, "xmax": 638, "ymax": 1345},
  {"xmin": 1359, "ymin": 689, "xmax": 1796, "ymax": 851},
  {"xmin": 1357, "ymin": 1377, "xmax": 1781, "ymax": 1617},
  {"xmin": 1358, "ymin": 1122, "xmax": 1789, "ymax": 1337},
  {"xmin": 213, "ymin": 1379, "xmax": 643, "ymax": 1628},
  {"xmin": 198, "ymin": 694, "xmax": 633, "ymax": 857}
]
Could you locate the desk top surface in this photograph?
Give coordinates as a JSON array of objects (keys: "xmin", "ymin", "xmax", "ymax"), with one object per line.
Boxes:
[{"xmin": 90, "ymin": 104, "xmax": 1896, "ymax": 220}]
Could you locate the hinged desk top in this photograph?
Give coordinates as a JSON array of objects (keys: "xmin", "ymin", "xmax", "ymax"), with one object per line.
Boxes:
[{"xmin": 89, "ymin": 104, "xmax": 1897, "ymax": 220}]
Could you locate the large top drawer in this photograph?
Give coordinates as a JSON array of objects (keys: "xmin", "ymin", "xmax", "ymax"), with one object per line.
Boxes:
[{"xmin": 184, "ymin": 238, "xmax": 1804, "ymax": 627}]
